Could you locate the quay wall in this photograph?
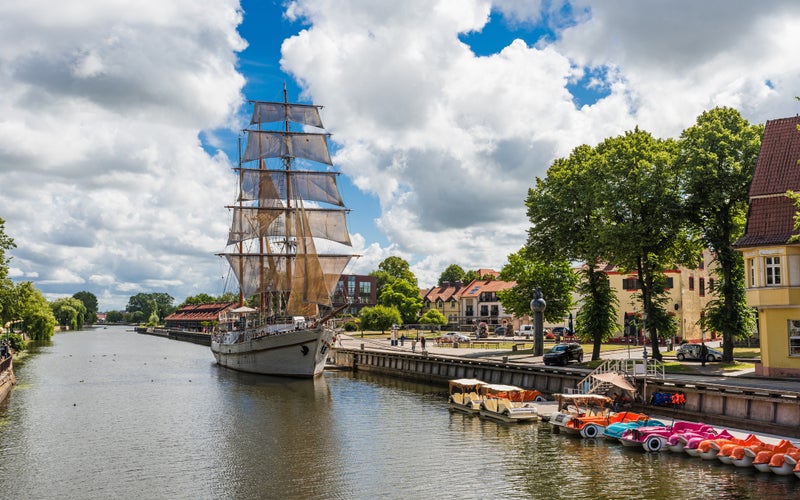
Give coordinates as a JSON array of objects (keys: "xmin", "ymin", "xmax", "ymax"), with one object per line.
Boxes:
[
  {"xmin": 136, "ymin": 327, "xmax": 212, "ymax": 346},
  {"xmin": 331, "ymin": 347, "xmax": 800, "ymax": 438},
  {"xmin": 0, "ymin": 356, "xmax": 16, "ymax": 404}
]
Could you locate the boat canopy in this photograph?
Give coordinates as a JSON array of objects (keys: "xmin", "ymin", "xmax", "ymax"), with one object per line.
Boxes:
[{"xmin": 590, "ymin": 372, "xmax": 637, "ymax": 392}]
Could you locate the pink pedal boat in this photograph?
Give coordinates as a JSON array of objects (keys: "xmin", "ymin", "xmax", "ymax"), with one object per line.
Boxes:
[{"xmin": 619, "ymin": 421, "xmax": 715, "ymax": 453}]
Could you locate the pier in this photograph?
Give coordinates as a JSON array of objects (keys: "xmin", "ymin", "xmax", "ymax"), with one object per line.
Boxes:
[{"xmin": 330, "ymin": 340, "xmax": 800, "ymax": 438}]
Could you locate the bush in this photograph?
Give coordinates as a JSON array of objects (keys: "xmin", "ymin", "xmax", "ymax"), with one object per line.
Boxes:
[
  {"xmin": 343, "ymin": 321, "xmax": 359, "ymax": 332},
  {"xmin": 3, "ymin": 333, "xmax": 25, "ymax": 352}
]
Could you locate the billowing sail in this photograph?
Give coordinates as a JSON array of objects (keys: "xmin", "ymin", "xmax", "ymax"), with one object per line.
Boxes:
[
  {"xmin": 251, "ymin": 101, "xmax": 324, "ymax": 128},
  {"xmin": 243, "ymin": 131, "xmax": 332, "ymax": 165},
  {"xmin": 228, "ymin": 207, "xmax": 352, "ymax": 247},
  {"xmin": 222, "ymin": 92, "xmax": 355, "ymax": 313},
  {"xmin": 239, "ymin": 170, "xmax": 344, "ymax": 206}
]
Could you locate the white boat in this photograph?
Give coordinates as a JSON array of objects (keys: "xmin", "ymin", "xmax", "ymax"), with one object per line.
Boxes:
[
  {"xmin": 478, "ymin": 384, "xmax": 544, "ymax": 423},
  {"xmin": 211, "ymin": 87, "xmax": 355, "ymax": 377},
  {"xmin": 448, "ymin": 378, "xmax": 488, "ymax": 414}
]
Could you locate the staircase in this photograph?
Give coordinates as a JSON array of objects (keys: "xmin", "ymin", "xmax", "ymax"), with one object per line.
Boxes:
[{"xmin": 576, "ymin": 358, "xmax": 665, "ymax": 395}]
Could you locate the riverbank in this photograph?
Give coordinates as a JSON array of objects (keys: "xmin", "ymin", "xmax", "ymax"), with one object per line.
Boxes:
[{"xmin": 0, "ymin": 355, "xmax": 15, "ymax": 404}]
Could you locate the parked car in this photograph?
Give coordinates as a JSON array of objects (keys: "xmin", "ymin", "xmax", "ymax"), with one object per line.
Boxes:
[
  {"xmin": 543, "ymin": 342, "xmax": 584, "ymax": 366},
  {"xmin": 517, "ymin": 325, "xmax": 534, "ymax": 337},
  {"xmin": 437, "ymin": 332, "xmax": 471, "ymax": 344},
  {"xmin": 494, "ymin": 326, "xmax": 510, "ymax": 336},
  {"xmin": 676, "ymin": 343, "xmax": 722, "ymax": 362}
]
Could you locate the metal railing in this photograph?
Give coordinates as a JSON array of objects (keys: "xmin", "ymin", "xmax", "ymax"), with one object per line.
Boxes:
[{"xmin": 577, "ymin": 358, "xmax": 665, "ymax": 394}]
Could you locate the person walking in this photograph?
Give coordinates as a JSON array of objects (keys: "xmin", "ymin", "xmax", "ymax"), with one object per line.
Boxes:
[
  {"xmin": 420, "ymin": 335, "xmax": 426, "ymax": 352},
  {"xmin": 700, "ymin": 342, "xmax": 709, "ymax": 367}
]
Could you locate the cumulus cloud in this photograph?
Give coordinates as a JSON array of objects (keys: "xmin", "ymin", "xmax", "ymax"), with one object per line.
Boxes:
[
  {"xmin": 3, "ymin": 0, "xmax": 800, "ymax": 310},
  {"xmin": 281, "ymin": 0, "xmax": 800, "ymax": 287}
]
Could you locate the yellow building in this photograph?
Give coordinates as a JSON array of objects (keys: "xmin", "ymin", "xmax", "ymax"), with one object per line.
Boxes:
[
  {"xmin": 600, "ymin": 253, "xmax": 715, "ymax": 342},
  {"xmin": 735, "ymin": 116, "xmax": 800, "ymax": 378}
]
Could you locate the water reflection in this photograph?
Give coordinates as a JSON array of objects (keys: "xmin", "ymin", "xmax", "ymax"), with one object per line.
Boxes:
[{"xmin": 0, "ymin": 327, "xmax": 798, "ymax": 499}]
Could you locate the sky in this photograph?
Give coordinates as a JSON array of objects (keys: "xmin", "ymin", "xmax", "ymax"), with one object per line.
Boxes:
[{"xmin": 2, "ymin": 0, "xmax": 800, "ymax": 312}]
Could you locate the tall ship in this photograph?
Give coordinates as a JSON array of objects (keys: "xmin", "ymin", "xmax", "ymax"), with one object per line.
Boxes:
[{"xmin": 211, "ymin": 88, "xmax": 354, "ymax": 377}]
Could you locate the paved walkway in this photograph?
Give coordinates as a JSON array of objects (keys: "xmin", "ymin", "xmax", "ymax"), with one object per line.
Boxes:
[{"xmin": 335, "ymin": 334, "xmax": 799, "ymax": 394}]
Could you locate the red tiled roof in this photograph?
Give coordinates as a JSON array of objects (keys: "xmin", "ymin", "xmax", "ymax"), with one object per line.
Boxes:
[
  {"xmin": 736, "ymin": 116, "xmax": 800, "ymax": 248},
  {"xmin": 165, "ymin": 302, "xmax": 235, "ymax": 322}
]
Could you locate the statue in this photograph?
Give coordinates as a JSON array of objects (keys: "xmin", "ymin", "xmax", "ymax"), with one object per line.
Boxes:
[{"xmin": 530, "ymin": 289, "xmax": 546, "ymax": 357}]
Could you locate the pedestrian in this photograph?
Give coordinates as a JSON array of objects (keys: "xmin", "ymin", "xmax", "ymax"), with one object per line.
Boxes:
[
  {"xmin": 412, "ymin": 339, "xmax": 416, "ymax": 352},
  {"xmin": 400, "ymin": 334, "xmax": 405, "ymax": 346},
  {"xmin": 420, "ymin": 335, "xmax": 426, "ymax": 352},
  {"xmin": 700, "ymin": 342, "xmax": 708, "ymax": 367}
]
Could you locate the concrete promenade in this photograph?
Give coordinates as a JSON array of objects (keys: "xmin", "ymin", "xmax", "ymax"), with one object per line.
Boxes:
[{"xmin": 334, "ymin": 333, "xmax": 799, "ymax": 395}]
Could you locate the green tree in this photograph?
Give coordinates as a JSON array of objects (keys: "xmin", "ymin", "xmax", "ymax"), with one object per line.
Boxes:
[
  {"xmin": 497, "ymin": 248, "xmax": 577, "ymax": 324},
  {"xmin": 597, "ymin": 128, "xmax": 701, "ymax": 361},
  {"xmin": 418, "ymin": 308, "xmax": 447, "ymax": 326},
  {"xmin": 438, "ymin": 264, "xmax": 465, "ymax": 286},
  {"xmin": 378, "ymin": 278, "xmax": 423, "ymax": 324},
  {"xmin": 51, "ymin": 297, "xmax": 87, "ymax": 331},
  {"xmin": 463, "ymin": 269, "xmax": 480, "ymax": 283},
  {"xmin": 370, "ymin": 256, "xmax": 418, "ymax": 294},
  {"xmin": 106, "ymin": 310, "xmax": 123, "ymax": 323},
  {"xmin": 0, "ymin": 216, "xmax": 15, "ymax": 281},
  {"xmin": 677, "ymin": 107, "xmax": 763, "ymax": 362},
  {"xmin": 525, "ymin": 144, "xmax": 620, "ymax": 360},
  {"xmin": 359, "ymin": 305, "xmax": 402, "ymax": 333},
  {"xmin": 181, "ymin": 293, "xmax": 217, "ymax": 306},
  {"xmin": 126, "ymin": 292, "xmax": 175, "ymax": 321},
  {"xmin": 73, "ymin": 291, "xmax": 98, "ymax": 324},
  {"xmin": 16, "ymin": 282, "xmax": 56, "ymax": 340}
]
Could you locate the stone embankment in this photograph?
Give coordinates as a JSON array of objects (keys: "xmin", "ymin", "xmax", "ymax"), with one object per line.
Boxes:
[
  {"xmin": 330, "ymin": 336, "xmax": 800, "ymax": 439},
  {"xmin": 0, "ymin": 354, "xmax": 15, "ymax": 404}
]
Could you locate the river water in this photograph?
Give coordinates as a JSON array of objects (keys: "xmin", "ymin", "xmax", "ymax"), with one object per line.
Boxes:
[{"xmin": 1, "ymin": 325, "xmax": 797, "ymax": 500}]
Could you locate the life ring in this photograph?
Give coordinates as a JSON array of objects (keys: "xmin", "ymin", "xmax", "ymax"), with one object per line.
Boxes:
[
  {"xmin": 583, "ymin": 423, "xmax": 600, "ymax": 439},
  {"xmin": 645, "ymin": 436, "xmax": 663, "ymax": 452}
]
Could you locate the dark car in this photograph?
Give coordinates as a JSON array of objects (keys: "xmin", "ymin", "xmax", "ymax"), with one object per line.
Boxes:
[
  {"xmin": 543, "ymin": 342, "xmax": 584, "ymax": 366},
  {"xmin": 494, "ymin": 326, "xmax": 510, "ymax": 336}
]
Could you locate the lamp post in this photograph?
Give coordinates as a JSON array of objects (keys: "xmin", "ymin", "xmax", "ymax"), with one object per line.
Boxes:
[{"xmin": 530, "ymin": 290, "xmax": 546, "ymax": 357}]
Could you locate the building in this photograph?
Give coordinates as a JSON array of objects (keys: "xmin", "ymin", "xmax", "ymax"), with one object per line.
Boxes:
[
  {"xmin": 164, "ymin": 302, "xmax": 235, "ymax": 331},
  {"xmin": 458, "ymin": 272, "xmax": 516, "ymax": 329},
  {"xmin": 421, "ymin": 281, "xmax": 466, "ymax": 324},
  {"xmin": 735, "ymin": 115, "xmax": 800, "ymax": 377},
  {"xmin": 332, "ymin": 274, "xmax": 377, "ymax": 316}
]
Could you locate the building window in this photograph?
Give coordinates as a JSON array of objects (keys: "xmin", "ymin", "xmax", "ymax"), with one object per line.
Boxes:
[
  {"xmin": 689, "ymin": 277, "xmax": 694, "ymax": 291},
  {"xmin": 788, "ymin": 320, "xmax": 800, "ymax": 357},
  {"xmin": 436, "ymin": 299, "xmax": 443, "ymax": 309},
  {"xmin": 708, "ymin": 278, "xmax": 715, "ymax": 292},
  {"xmin": 748, "ymin": 259, "xmax": 756, "ymax": 287},
  {"xmin": 359, "ymin": 281, "xmax": 371, "ymax": 303},
  {"xmin": 665, "ymin": 277, "xmax": 674, "ymax": 289},
  {"xmin": 622, "ymin": 278, "xmax": 639, "ymax": 291},
  {"xmin": 765, "ymin": 256, "xmax": 781, "ymax": 286},
  {"xmin": 347, "ymin": 276, "xmax": 356, "ymax": 297},
  {"xmin": 699, "ymin": 278, "xmax": 705, "ymax": 297}
]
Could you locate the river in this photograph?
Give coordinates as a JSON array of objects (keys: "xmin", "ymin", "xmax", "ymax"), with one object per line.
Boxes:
[{"xmin": 0, "ymin": 325, "xmax": 797, "ymax": 499}]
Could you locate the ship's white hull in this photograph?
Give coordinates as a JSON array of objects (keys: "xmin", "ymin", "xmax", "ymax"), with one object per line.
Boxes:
[{"xmin": 211, "ymin": 327, "xmax": 333, "ymax": 377}]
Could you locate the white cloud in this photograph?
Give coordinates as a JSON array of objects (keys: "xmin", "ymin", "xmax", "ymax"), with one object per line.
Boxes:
[{"xmin": 4, "ymin": 0, "xmax": 800, "ymax": 311}]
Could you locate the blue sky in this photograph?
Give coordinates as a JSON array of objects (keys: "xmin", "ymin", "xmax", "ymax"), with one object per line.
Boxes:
[{"xmin": 2, "ymin": 0, "xmax": 800, "ymax": 310}]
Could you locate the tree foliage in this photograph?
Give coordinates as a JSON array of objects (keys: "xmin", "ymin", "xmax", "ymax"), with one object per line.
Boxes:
[
  {"xmin": 72, "ymin": 291, "xmax": 98, "ymax": 324},
  {"xmin": 370, "ymin": 256, "xmax": 418, "ymax": 295},
  {"xmin": 419, "ymin": 308, "xmax": 447, "ymax": 325},
  {"xmin": 677, "ymin": 107, "xmax": 762, "ymax": 361},
  {"xmin": 0, "ymin": 216, "xmax": 15, "ymax": 281},
  {"xmin": 126, "ymin": 292, "xmax": 175, "ymax": 321},
  {"xmin": 525, "ymin": 143, "xmax": 619, "ymax": 360},
  {"xmin": 438, "ymin": 264, "xmax": 465, "ymax": 286},
  {"xmin": 51, "ymin": 297, "xmax": 87, "ymax": 331},
  {"xmin": 358, "ymin": 305, "xmax": 402, "ymax": 333},
  {"xmin": 497, "ymin": 249, "xmax": 577, "ymax": 324},
  {"xmin": 15, "ymin": 282, "xmax": 56, "ymax": 340},
  {"xmin": 594, "ymin": 129, "xmax": 701, "ymax": 360},
  {"xmin": 378, "ymin": 278, "xmax": 423, "ymax": 324}
]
